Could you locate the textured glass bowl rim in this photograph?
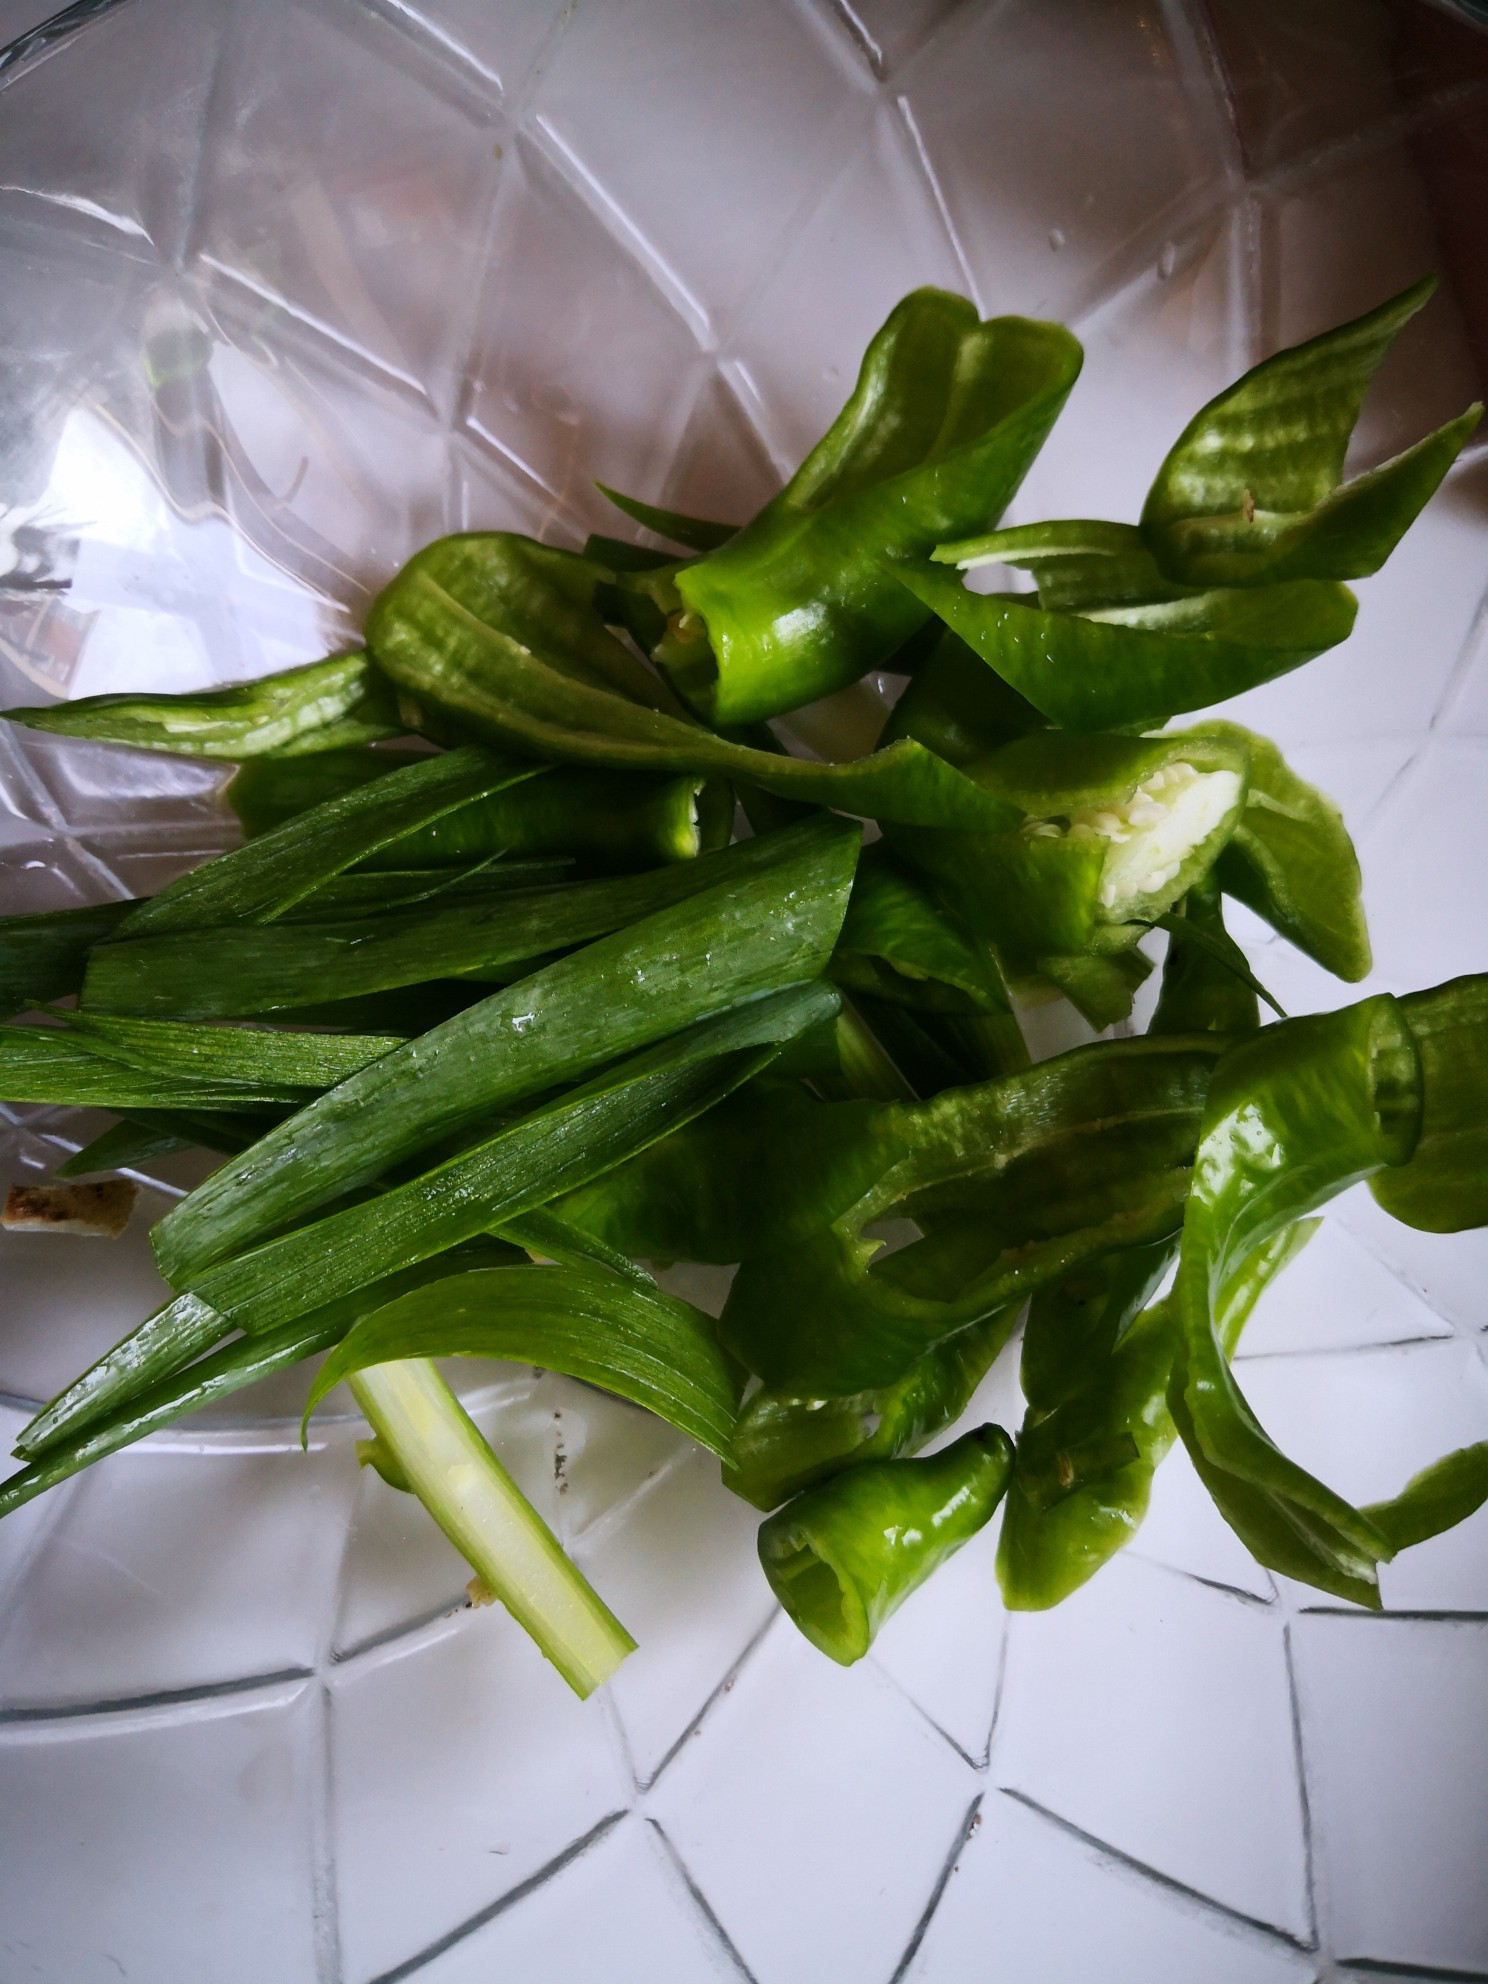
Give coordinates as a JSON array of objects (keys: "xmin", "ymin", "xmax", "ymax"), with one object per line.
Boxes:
[{"xmin": 3, "ymin": 0, "xmax": 1487, "ymax": 88}]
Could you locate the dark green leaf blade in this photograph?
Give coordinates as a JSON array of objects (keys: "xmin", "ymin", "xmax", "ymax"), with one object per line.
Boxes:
[
  {"xmin": 121, "ymin": 745, "xmax": 544, "ymax": 937},
  {"xmin": 149, "ymin": 817, "xmax": 858, "ymax": 1286},
  {"xmin": 0, "ymin": 900, "xmax": 136, "ymax": 1020},
  {"xmin": 0, "ymin": 1247, "xmax": 521, "ymax": 1520},
  {"xmin": 306, "ymin": 1261, "xmax": 739, "ymax": 1456},
  {"xmin": 84, "ymin": 825, "xmax": 839, "ymax": 1021},
  {"xmin": 18, "ymin": 983, "xmax": 836, "ymax": 1459},
  {"xmin": 0, "ymin": 1025, "xmax": 313, "ymax": 1110}
]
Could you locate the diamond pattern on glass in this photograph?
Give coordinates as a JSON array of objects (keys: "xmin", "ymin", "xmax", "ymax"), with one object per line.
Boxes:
[
  {"xmin": 0, "ymin": 1680, "xmax": 323, "ymax": 1984},
  {"xmin": 995, "ymin": 1554, "xmax": 1311, "ymax": 1936},
  {"xmin": 1293, "ymin": 1614, "xmax": 1488, "ymax": 1972}
]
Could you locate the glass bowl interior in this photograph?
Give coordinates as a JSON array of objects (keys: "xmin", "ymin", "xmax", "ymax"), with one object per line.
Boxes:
[{"xmin": 0, "ymin": 2, "xmax": 1486, "ymax": 1980}]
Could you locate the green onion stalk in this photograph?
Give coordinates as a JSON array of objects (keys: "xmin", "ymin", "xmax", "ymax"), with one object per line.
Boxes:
[{"xmin": 349, "ymin": 1358, "xmax": 635, "ymax": 1696}]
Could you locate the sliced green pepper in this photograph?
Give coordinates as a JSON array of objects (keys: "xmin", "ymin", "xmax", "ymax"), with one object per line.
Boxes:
[
  {"xmin": 899, "ymin": 563, "xmax": 1357, "ymax": 733},
  {"xmin": 1140, "ymin": 278, "xmax": 1481, "ymax": 587},
  {"xmin": 886, "ymin": 729, "xmax": 1250, "ymax": 977},
  {"xmin": 662, "ymin": 290, "xmax": 1081, "ymax": 725},
  {"xmin": 725, "ymin": 1301, "xmax": 1019, "ymax": 1512},
  {"xmin": 2, "ymin": 652, "xmax": 401, "ymax": 758},
  {"xmin": 998, "ymin": 1220, "xmax": 1314, "ymax": 1610},
  {"xmin": 1362, "ymin": 1442, "xmax": 1488, "ymax": 1552},
  {"xmin": 934, "ymin": 518, "xmax": 1198, "ymax": 613},
  {"xmin": 1167, "ymin": 995, "xmax": 1424, "ymax": 1604},
  {"xmin": 758, "ymin": 1424, "xmax": 1014, "ymax": 1664},
  {"xmin": 1149, "ymin": 876, "xmax": 1264, "ymax": 1037},
  {"xmin": 878, "ymin": 627, "xmax": 1046, "ymax": 767},
  {"xmin": 366, "ymin": 532, "xmax": 1025, "ymax": 832},
  {"xmin": 829, "ymin": 843, "xmax": 1011, "ymax": 1015},
  {"xmin": 722, "ymin": 1035, "xmax": 1223, "ymax": 1393},
  {"xmin": 1186, "ymin": 720, "xmax": 1370, "ymax": 981},
  {"xmin": 1371, "ymin": 974, "xmax": 1488, "ymax": 1233},
  {"xmin": 558, "ymin": 1079, "xmax": 904, "ymax": 1267},
  {"xmin": 1036, "ymin": 951, "xmax": 1154, "ymax": 1032}
]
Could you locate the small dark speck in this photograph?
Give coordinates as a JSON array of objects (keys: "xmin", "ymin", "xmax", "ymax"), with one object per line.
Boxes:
[
  {"xmin": 969, "ymin": 1813, "xmax": 982, "ymax": 1832},
  {"xmin": 723, "ymin": 1679, "xmax": 734, "ymax": 1692}
]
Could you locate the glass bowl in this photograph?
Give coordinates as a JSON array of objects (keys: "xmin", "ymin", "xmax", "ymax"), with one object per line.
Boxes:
[{"xmin": 0, "ymin": 2, "xmax": 1485, "ymax": 1978}]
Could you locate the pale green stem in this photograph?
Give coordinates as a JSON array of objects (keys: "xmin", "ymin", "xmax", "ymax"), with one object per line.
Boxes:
[{"xmin": 349, "ymin": 1358, "xmax": 636, "ymax": 1697}]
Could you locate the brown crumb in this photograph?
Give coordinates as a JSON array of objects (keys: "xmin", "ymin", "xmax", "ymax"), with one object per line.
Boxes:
[{"xmin": 4, "ymin": 1179, "xmax": 137, "ymax": 1238}]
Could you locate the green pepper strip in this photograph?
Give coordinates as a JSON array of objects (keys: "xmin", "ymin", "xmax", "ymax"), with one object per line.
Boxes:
[
  {"xmin": 758, "ymin": 1424, "xmax": 1014, "ymax": 1664},
  {"xmin": 720, "ymin": 1035, "xmax": 1225, "ymax": 1394},
  {"xmin": 1184, "ymin": 719, "xmax": 1370, "ymax": 982},
  {"xmin": 829, "ymin": 842, "xmax": 1012, "ymax": 1016},
  {"xmin": 1149, "ymin": 877, "xmax": 1267, "ymax": 1037},
  {"xmin": 725, "ymin": 1301, "xmax": 1020, "ymax": 1512},
  {"xmin": 877, "ymin": 733, "xmax": 1248, "ymax": 1027},
  {"xmin": 933, "ymin": 519, "xmax": 1200, "ymax": 613},
  {"xmin": 558, "ymin": 1078, "xmax": 906, "ymax": 1269},
  {"xmin": 1167, "ymin": 995, "xmax": 1424, "ymax": 1604},
  {"xmin": 669, "ymin": 288, "xmax": 1081, "ymax": 724},
  {"xmin": 997, "ymin": 1221, "xmax": 1315, "ymax": 1610},
  {"xmin": 1140, "ymin": 277, "xmax": 1481, "ymax": 586},
  {"xmin": 365, "ymin": 532, "xmax": 1025, "ymax": 833},
  {"xmin": 1361, "ymin": 1443, "xmax": 1488, "ymax": 1553},
  {"xmin": 878, "ymin": 627, "xmax": 1047, "ymax": 766},
  {"xmin": 899, "ymin": 563, "xmax": 1357, "ymax": 734},
  {"xmin": 1, "ymin": 651, "xmax": 402, "ymax": 758},
  {"xmin": 1370, "ymin": 974, "xmax": 1488, "ymax": 1234}
]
